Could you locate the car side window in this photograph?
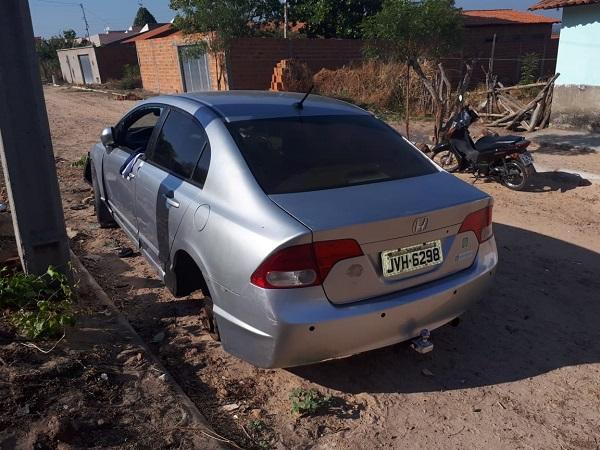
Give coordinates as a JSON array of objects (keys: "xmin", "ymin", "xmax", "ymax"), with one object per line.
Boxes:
[
  {"xmin": 148, "ymin": 109, "xmax": 209, "ymax": 180},
  {"xmin": 118, "ymin": 107, "xmax": 163, "ymax": 152},
  {"xmin": 191, "ymin": 146, "xmax": 211, "ymax": 187}
]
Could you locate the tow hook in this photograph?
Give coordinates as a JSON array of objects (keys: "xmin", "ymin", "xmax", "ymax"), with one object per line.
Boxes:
[{"xmin": 411, "ymin": 329, "xmax": 434, "ymax": 354}]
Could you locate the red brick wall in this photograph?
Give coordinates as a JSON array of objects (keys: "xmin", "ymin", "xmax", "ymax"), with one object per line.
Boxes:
[
  {"xmin": 95, "ymin": 43, "xmax": 138, "ymax": 82},
  {"xmin": 227, "ymin": 37, "xmax": 363, "ymax": 90},
  {"xmin": 135, "ymin": 32, "xmax": 223, "ymax": 94},
  {"xmin": 441, "ymin": 23, "xmax": 557, "ymax": 86},
  {"xmin": 135, "ymin": 24, "xmax": 557, "ymax": 94}
]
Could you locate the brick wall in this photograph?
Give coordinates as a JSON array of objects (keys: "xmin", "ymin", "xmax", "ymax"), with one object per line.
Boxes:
[
  {"xmin": 135, "ymin": 24, "xmax": 557, "ymax": 94},
  {"xmin": 135, "ymin": 32, "xmax": 223, "ymax": 94},
  {"xmin": 227, "ymin": 37, "xmax": 363, "ymax": 90},
  {"xmin": 95, "ymin": 43, "xmax": 138, "ymax": 82},
  {"xmin": 441, "ymin": 23, "xmax": 557, "ymax": 86}
]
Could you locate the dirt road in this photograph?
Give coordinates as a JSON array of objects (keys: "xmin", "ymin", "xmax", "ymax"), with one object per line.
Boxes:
[{"xmin": 47, "ymin": 86, "xmax": 600, "ymax": 449}]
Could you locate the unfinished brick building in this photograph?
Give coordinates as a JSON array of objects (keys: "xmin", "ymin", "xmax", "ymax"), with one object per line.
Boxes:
[{"xmin": 127, "ymin": 9, "xmax": 559, "ymax": 94}]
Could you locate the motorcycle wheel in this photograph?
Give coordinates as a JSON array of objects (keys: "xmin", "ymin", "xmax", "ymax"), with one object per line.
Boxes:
[
  {"xmin": 432, "ymin": 148, "xmax": 462, "ymax": 173},
  {"xmin": 502, "ymin": 160, "xmax": 528, "ymax": 191}
]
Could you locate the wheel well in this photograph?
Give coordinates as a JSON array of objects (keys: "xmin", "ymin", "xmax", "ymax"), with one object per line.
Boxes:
[{"xmin": 170, "ymin": 250, "xmax": 209, "ymax": 298}]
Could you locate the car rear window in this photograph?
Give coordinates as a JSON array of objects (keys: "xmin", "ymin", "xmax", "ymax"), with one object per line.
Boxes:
[{"xmin": 226, "ymin": 115, "xmax": 437, "ymax": 194}]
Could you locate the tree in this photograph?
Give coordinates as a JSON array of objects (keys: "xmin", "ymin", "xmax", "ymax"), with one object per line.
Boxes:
[
  {"xmin": 289, "ymin": 0, "xmax": 382, "ymax": 38},
  {"xmin": 169, "ymin": 0, "xmax": 282, "ymax": 90},
  {"xmin": 35, "ymin": 29, "xmax": 88, "ymax": 82},
  {"xmin": 133, "ymin": 7, "xmax": 158, "ymax": 27},
  {"xmin": 363, "ymin": 0, "xmax": 464, "ymax": 142}
]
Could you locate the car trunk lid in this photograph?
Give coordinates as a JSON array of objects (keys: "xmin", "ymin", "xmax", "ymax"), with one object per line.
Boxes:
[{"xmin": 269, "ymin": 172, "xmax": 491, "ymax": 304}]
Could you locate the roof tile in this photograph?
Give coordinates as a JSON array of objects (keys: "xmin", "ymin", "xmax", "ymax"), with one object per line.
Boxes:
[
  {"xmin": 530, "ymin": 0, "xmax": 600, "ymax": 10},
  {"xmin": 463, "ymin": 9, "xmax": 560, "ymax": 25}
]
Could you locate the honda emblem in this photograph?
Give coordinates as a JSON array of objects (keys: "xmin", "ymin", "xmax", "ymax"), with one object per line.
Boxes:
[{"xmin": 413, "ymin": 217, "xmax": 429, "ymax": 233}]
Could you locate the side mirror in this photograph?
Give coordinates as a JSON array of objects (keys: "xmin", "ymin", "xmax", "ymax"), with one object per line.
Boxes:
[{"xmin": 101, "ymin": 127, "xmax": 116, "ymax": 150}]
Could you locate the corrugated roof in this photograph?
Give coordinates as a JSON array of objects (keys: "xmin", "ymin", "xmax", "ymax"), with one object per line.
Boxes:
[
  {"xmin": 530, "ymin": 0, "xmax": 600, "ymax": 10},
  {"xmin": 463, "ymin": 9, "xmax": 560, "ymax": 26},
  {"xmin": 121, "ymin": 23, "xmax": 176, "ymax": 43}
]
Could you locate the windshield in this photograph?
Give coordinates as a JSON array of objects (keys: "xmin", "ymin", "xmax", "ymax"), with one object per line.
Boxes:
[{"xmin": 226, "ymin": 115, "xmax": 437, "ymax": 195}]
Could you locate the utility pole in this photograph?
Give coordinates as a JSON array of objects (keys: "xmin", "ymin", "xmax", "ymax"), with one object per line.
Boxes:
[
  {"xmin": 0, "ymin": 0, "xmax": 71, "ymax": 276},
  {"xmin": 283, "ymin": 0, "xmax": 288, "ymax": 39},
  {"xmin": 80, "ymin": 3, "xmax": 90, "ymax": 39}
]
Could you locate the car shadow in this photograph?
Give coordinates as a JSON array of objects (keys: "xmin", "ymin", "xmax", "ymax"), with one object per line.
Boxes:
[
  {"xmin": 290, "ymin": 223, "xmax": 600, "ymax": 394},
  {"xmin": 521, "ymin": 171, "xmax": 592, "ymax": 193}
]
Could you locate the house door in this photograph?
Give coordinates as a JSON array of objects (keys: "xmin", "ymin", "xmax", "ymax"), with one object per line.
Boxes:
[
  {"xmin": 78, "ymin": 54, "xmax": 94, "ymax": 85},
  {"xmin": 179, "ymin": 47, "xmax": 211, "ymax": 92}
]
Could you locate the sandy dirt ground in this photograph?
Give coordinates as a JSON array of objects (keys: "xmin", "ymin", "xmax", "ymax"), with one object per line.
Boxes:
[
  {"xmin": 33, "ymin": 86, "xmax": 600, "ymax": 449},
  {"xmin": 0, "ymin": 263, "xmax": 225, "ymax": 449}
]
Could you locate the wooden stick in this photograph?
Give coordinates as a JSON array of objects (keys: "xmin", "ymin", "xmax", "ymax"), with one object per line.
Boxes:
[
  {"xmin": 540, "ymin": 84, "xmax": 554, "ymax": 129},
  {"xmin": 478, "ymin": 113, "xmax": 506, "ymax": 118},
  {"xmin": 528, "ymin": 102, "xmax": 543, "ymax": 131},
  {"xmin": 495, "ymin": 73, "xmax": 560, "ymax": 129},
  {"xmin": 498, "ymin": 94, "xmax": 525, "ymax": 111},
  {"xmin": 473, "ymin": 81, "xmax": 547, "ymax": 95}
]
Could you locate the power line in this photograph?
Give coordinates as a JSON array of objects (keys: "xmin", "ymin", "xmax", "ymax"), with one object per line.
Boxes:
[
  {"xmin": 79, "ymin": 3, "xmax": 90, "ymax": 38},
  {"xmin": 34, "ymin": 0, "xmax": 79, "ymax": 5}
]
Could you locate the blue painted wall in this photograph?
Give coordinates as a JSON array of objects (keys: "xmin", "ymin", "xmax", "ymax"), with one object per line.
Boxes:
[{"xmin": 555, "ymin": 3, "xmax": 600, "ymax": 86}]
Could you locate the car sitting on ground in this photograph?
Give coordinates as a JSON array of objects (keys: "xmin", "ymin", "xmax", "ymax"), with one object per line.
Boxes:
[{"xmin": 84, "ymin": 91, "xmax": 498, "ymax": 368}]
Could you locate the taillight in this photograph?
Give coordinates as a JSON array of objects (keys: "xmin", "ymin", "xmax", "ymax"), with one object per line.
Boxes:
[
  {"xmin": 313, "ymin": 240, "xmax": 363, "ymax": 280},
  {"xmin": 251, "ymin": 239, "xmax": 363, "ymax": 289},
  {"xmin": 458, "ymin": 205, "xmax": 493, "ymax": 243}
]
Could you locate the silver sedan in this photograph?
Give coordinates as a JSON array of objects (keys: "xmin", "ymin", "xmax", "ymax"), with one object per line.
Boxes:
[{"xmin": 86, "ymin": 91, "xmax": 497, "ymax": 368}]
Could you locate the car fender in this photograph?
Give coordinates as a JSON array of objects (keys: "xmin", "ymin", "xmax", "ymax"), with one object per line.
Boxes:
[
  {"xmin": 89, "ymin": 143, "xmax": 108, "ymax": 202},
  {"xmin": 167, "ymin": 204, "xmax": 213, "ymax": 284}
]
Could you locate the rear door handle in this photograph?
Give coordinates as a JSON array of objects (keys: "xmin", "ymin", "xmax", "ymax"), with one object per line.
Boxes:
[{"xmin": 163, "ymin": 194, "xmax": 180, "ymax": 208}]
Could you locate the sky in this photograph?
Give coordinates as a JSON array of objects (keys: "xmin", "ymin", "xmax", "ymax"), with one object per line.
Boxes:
[{"xmin": 29, "ymin": 0, "xmax": 562, "ymax": 38}]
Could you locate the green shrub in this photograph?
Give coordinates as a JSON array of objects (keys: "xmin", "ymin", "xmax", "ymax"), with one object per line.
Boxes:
[
  {"xmin": 520, "ymin": 53, "xmax": 540, "ymax": 85},
  {"xmin": 70, "ymin": 155, "xmax": 88, "ymax": 168},
  {"xmin": 0, "ymin": 266, "xmax": 75, "ymax": 339},
  {"xmin": 289, "ymin": 387, "xmax": 331, "ymax": 415},
  {"xmin": 247, "ymin": 420, "xmax": 275, "ymax": 449},
  {"xmin": 118, "ymin": 64, "xmax": 142, "ymax": 90}
]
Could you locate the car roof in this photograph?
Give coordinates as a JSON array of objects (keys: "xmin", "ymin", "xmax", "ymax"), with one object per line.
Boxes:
[{"xmin": 151, "ymin": 90, "xmax": 371, "ymax": 122}]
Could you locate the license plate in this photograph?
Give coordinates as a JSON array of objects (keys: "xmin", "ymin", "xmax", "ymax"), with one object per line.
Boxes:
[
  {"xmin": 381, "ymin": 240, "xmax": 443, "ymax": 278},
  {"xmin": 519, "ymin": 152, "xmax": 534, "ymax": 166}
]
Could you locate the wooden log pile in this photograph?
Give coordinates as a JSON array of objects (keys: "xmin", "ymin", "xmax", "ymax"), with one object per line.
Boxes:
[{"xmin": 477, "ymin": 73, "xmax": 559, "ymax": 132}]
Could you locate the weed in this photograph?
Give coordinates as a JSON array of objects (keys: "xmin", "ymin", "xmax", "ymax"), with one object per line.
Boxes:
[
  {"xmin": 520, "ymin": 53, "xmax": 541, "ymax": 85},
  {"xmin": 247, "ymin": 420, "xmax": 275, "ymax": 449},
  {"xmin": 0, "ymin": 266, "xmax": 75, "ymax": 339},
  {"xmin": 70, "ymin": 155, "xmax": 88, "ymax": 168},
  {"xmin": 118, "ymin": 64, "xmax": 142, "ymax": 90},
  {"xmin": 289, "ymin": 387, "xmax": 331, "ymax": 416}
]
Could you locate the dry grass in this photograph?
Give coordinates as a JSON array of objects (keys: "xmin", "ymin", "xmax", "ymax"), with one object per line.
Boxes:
[{"xmin": 310, "ymin": 61, "xmax": 436, "ymax": 115}]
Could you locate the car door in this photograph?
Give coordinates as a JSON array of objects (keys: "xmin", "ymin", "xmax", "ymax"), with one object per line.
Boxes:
[
  {"xmin": 135, "ymin": 107, "xmax": 211, "ymax": 275},
  {"xmin": 102, "ymin": 106, "xmax": 164, "ymax": 242}
]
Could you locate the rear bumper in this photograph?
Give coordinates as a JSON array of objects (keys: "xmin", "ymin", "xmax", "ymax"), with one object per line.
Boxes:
[{"xmin": 215, "ymin": 238, "xmax": 498, "ymax": 368}]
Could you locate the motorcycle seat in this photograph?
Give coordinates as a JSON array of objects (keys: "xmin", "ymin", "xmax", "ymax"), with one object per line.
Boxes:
[{"xmin": 475, "ymin": 135, "xmax": 524, "ymax": 152}]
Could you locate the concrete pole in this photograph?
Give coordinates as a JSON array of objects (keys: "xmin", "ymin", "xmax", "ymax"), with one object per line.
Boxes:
[
  {"xmin": 283, "ymin": 0, "xmax": 288, "ymax": 39},
  {"xmin": 0, "ymin": 0, "xmax": 71, "ymax": 276}
]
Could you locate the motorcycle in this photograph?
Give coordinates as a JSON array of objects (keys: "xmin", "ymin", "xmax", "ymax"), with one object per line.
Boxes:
[{"xmin": 431, "ymin": 101, "xmax": 536, "ymax": 191}]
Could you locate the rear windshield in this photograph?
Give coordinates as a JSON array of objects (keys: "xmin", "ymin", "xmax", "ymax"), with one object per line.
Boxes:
[{"xmin": 226, "ymin": 115, "xmax": 436, "ymax": 194}]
